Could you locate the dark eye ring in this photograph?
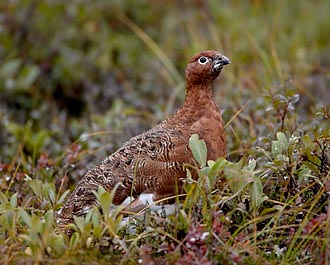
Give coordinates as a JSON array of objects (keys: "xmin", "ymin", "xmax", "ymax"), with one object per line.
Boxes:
[{"xmin": 198, "ymin": 56, "xmax": 209, "ymax": 65}]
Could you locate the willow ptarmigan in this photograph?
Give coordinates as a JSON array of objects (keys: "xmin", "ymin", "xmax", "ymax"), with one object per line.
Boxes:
[{"xmin": 57, "ymin": 50, "xmax": 230, "ymax": 232}]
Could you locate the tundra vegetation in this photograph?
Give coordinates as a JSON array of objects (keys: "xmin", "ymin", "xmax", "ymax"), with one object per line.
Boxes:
[{"xmin": 0, "ymin": 1, "xmax": 329, "ymax": 264}]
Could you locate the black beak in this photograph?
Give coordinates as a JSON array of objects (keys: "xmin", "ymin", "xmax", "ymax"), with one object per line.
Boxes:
[{"xmin": 213, "ymin": 54, "xmax": 231, "ymax": 70}]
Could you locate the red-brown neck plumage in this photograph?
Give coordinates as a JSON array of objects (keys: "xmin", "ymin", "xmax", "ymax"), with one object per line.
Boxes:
[
  {"xmin": 184, "ymin": 83, "xmax": 214, "ymax": 107},
  {"xmin": 170, "ymin": 83, "xmax": 219, "ymax": 125}
]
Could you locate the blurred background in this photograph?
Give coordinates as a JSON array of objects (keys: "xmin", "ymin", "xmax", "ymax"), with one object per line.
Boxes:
[{"xmin": 0, "ymin": 0, "xmax": 329, "ymax": 183}]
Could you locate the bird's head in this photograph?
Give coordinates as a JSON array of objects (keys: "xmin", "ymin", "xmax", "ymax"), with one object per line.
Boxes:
[{"xmin": 185, "ymin": 50, "xmax": 231, "ymax": 86}]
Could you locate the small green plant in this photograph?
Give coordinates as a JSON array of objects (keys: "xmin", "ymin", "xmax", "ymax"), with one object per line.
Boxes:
[
  {"xmin": 18, "ymin": 209, "xmax": 65, "ymax": 259},
  {"xmin": 0, "ymin": 183, "xmax": 66, "ymax": 262}
]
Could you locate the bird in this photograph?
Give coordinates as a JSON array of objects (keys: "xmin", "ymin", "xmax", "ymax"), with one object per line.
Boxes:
[{"xmin": 57, "ymin": 50, "xmax": 230, "ymax": 233}]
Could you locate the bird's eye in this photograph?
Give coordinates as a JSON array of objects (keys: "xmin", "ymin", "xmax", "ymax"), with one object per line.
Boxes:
[{"xmin": 198, "ymin": 56, "xmax": 209, "ymax": 65}]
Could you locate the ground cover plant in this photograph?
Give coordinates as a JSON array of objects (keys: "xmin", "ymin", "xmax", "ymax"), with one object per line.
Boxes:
[{"xmin": 0, "ymin": 1, "xmax": 329, "ymax": 264}]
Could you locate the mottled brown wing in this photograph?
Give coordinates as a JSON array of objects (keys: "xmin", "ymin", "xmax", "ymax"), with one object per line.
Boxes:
[{"xmin": 57, "ymin": 121, "xmax": 193, "ymax": 229}]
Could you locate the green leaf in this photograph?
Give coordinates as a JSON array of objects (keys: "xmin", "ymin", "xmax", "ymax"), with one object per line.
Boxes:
[
  {"xmin": 189, "ymin": 134, "xmax": 207, "ymax": 167},
  {"xmin": 208, "ymin": 157, "xmax": 227, "ymax": 177},
  {"xmin": 247, "ymin": 159, "xmax": 256, "ymax": 171},
  {"xmin": 228, "ymin": 174, "xmax": 254, "ymax": 195},
  {"xmin": 271, "ymin": 141, "xmax": 282, "ymax": 157},
  {"xmin": 249, "ymin": 177, "xmax": 268, "ymax": 210},
  {"xmin": 199, "ymin": 158, "xmax": 227, "ymax": 189},
  {"xmin": 69, "ymin": 232, "xmax": 80, "ymax": 250},
  {"xmin": 46, "ymin": 183, "xmax": 56, "ymax": 204},
  {"xmin": 91, "ymin": 208, "xmax": 100, "ymax": 228},
  {"xmin": 43, "ymin": 210, "xmax": 54, "ymax": 229},
  {"xmin": 27, "ymin": 178, "xmax": 43, "ymax": 198},
  {"xmin": 18, "ymin": 208, "xmax": 32, "ymax": 228},
  {"xmin": 301, "ymin": 134, "xmax": 314, "ymax": 149},
  {"xmin": 53, "ymin": 235, "xmax": 65, "ymax": 254},
  {"xmin": 73, "ymin": 216, "xmax": 85, "ymax": 232},
  {"xmin": 297, "ymin": 164, "xmax": 312, "ymax": 185},
  {"xmin": 92, "ymin": 184, "xmax": 123, "ymax": 221},
  {"xmin": 276, "ymin": 154, "xmax": 289, "ymax": 162},
  {"xmin": 57, "ymin": 190, "xmax": 71, "ymax": 205},
  {"xmin": 99, "ymin": 191, "xmax": 111, "ymax": 218},
  {"xmin": 0, "ymin": 191, "xmax": 9, "ymax": 204},
  {"xmin": 10, "ymin": 193, "xmax": 18, "ymax": 208},
  {"xmin": 276, "ymin": 132, "xmax": 288, "ymax": 151}
]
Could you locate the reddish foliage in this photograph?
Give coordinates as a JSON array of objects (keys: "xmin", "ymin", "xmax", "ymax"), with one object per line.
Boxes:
[
  {"xmin": 302, "ymin": 212, "xmax": 328, "ymax": 235},
  {"xmin": 37, "ymin": 153, "xmax": 54, "ymax": 170},
  {"xmin": 65, "ymin": 143, "xmax": 81, "ymax": 164},
  {"xmin": 175, "ymin": 224, "xmax": 211, "ymax": 264}
]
